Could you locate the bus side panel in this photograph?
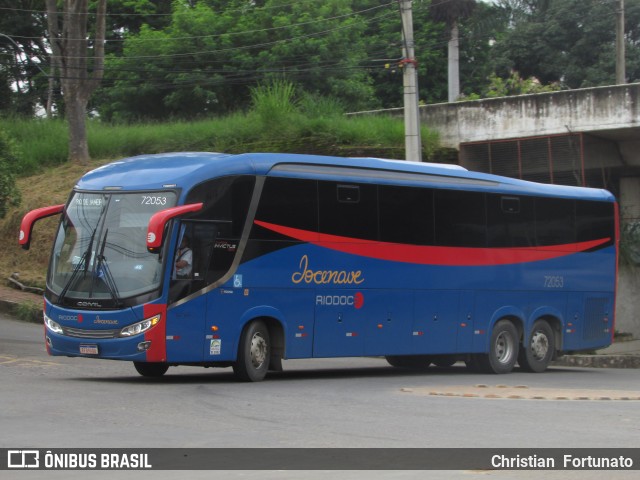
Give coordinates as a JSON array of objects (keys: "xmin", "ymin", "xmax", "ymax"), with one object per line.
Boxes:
[
  {"xmin": 363, "ymin": 290, "xmax": 413, "ymax": 356},
  {"xmin": 564, "ymin": 292, "xmax": 615, "ymax": 352},
  {"xmin": 203, "ymin": 288, "xmax": 317, "ymax": 361},
  {"xmin": 313, "ymin": 289, "xmax": 365, "ymax": 357},
  {"xmin": 312, "ymin": 290, "xmax": 415, "ymax": 358},
  {"xmin": 456, "ymin": 291, "xmax": 475, "ymax": 352},
  {"xmin": 412, "ymin": 291, "xmax": 460, "ymax": 355}
]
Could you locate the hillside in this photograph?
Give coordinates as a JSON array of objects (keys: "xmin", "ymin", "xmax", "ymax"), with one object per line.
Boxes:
[{"xmin": 1, "ymin": 159, "xmax": 108, "ymax": 289}]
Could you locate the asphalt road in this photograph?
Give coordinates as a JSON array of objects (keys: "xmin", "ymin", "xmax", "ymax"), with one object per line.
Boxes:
[{"xmin": 1, "ymin": 313, "xmax": 639, "ymax": 480}]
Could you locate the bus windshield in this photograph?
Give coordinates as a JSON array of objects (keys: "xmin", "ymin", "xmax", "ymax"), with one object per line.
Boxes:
[{"xmin": 48, "ymin": 191, "xmax": 177, "ymax": 306}]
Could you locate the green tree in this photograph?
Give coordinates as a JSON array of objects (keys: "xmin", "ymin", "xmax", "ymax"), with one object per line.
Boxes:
[
  {"xmin": 0, "ymin": 1, "xmax": 173, "ymax": 118},
  {"xmin": 0, "ymin": 1, "xmax": 51, "ymax": 116},
  {"xmin": 103, "ymin": 0, "xmax": 173, "ymax": 56},
  {"xmin": 97, "ymin": 0, "xmax": 377, "ymax": 121},
  {"xmin": 457, "ymin": 0, "xmax": 512, "ymax": 98},
  {"xmin": 491, "ymin": 0, "xmax": 640, "ymax": 88},
  {"xmin": 46, "ymin": 0, "xmax": 107, "ymax": 164}
]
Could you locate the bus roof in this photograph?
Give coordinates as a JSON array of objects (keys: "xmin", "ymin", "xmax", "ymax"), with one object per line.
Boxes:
[{"xmin": 75, "ymin": 152, "xmax": 615, "ymax": 202}]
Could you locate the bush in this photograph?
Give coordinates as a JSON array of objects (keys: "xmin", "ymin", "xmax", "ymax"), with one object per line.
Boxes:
[
  {"xmin": 0, "ymin": 129, "xmax": 21, "ymax": 218},
  {"xmin": 249, "ymin": 80, "xmax": 299, "ymax": 134}
]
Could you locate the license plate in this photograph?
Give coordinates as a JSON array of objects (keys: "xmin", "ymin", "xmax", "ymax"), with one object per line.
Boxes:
[{"xmin": 80, "ymin": 344, "xmax": 99, "ymax": 355}]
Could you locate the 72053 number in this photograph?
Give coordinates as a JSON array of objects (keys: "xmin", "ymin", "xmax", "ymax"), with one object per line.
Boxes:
[
  {"xmin": 141, "ymin": 196, "xmax": 168, "ymax": 205},
  {"xmin": 544, "ymin": 275, "xmax": 564, "ymax": 288}
]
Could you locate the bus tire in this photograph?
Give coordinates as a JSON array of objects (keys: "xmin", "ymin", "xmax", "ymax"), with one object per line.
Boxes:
[
  {"xmin": 518, "ymin": 320, "xmax": 555, "ymax": 373},
  {"xmin": 233, "ymin": 320, "xmax": 270, "ymax": 382},
  {"xmin": 385, "ymin": 355, "xmax": 431, "ymax": 369},
  {"xmin": 134, "ymin": 362, "xmax": 169, "ymax": 377},
  {"xmin": 475, "ymin": 320, "xmax": 519, "ymax": 374}
]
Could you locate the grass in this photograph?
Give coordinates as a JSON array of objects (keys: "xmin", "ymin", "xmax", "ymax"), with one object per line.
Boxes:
[
  {"xmin": 0, "ymin": 80, "xmax": 442, "ymax": 176},
  {"xmin": 0, "ymin": 117, "xmax": 69, "ymax": 174},
  {"xmin": 11, "ymin": 302, "xmax": 43, "ymax": 323}
]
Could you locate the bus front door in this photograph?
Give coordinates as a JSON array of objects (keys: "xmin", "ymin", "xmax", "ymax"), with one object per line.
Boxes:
[{"xmin": 165, "ymin": 292, "xmax": 208, "ymax": 362}]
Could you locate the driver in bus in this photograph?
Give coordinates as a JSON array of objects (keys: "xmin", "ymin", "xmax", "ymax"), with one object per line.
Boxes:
[{"xmin": 175, "ymin": 236, "xmax": 192, "ymax": 279}]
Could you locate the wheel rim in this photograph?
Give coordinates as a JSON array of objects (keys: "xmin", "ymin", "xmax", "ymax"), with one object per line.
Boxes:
[
  {"xmin": 249, "ymin": 332, "xmax": 268, "ymax": 369},
  {"xmin": 530, "ymin": 331, "xmax": 549, "ymax": 361},
  {"xmin": 495, "ymin": 331, "xmax": 515, "ymax": 364}
]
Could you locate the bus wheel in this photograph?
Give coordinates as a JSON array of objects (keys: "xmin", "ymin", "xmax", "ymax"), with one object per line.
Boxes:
[
  {"xmin": 133, "ymin": 362, "xmax": 169, "ymax": 377},
  {"xmin": 233, "ymin": 320, "xmax": 270, "ymax": 382},
  {"xmin": 385, "ymin": 355, "xmax": 431, "ymax": 369},
  {"xmin": 518, "ymin": 320, "xmax": 555, "ymax": 373},
  {"xmin": 475, "ymin": 320, "xmax": 519, "ymax": 374}
]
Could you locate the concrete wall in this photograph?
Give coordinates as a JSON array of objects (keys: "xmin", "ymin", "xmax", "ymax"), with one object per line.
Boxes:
[
  {"xmin": 618, "ymin": 179, "xmax": 640, "ymax": 336},
  {"xmin": 617, "ymin": 267, "xmax": 640, "ymax": 336},
  {"xmin": 421, "ymin": 83, "xmax": 640, "ymax": 152}
]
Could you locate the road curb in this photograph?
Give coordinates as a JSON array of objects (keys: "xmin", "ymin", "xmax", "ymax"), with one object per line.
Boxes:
[
  {"xmin": 552, "ymin": 354, "xmax": 640, "ymax": 369},
  {"xmin": 0, "ymin": 298, "xmax": 43, "ymax": 324}
]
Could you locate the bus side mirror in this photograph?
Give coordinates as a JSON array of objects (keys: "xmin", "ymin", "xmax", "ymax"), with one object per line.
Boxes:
[
  {"xmin": 19, "ymin": 204, "xmax": 65, "ymax": 250},
  {"xmin": 146, "ymin": 203, "xmax": 203, "ymax": 253}
]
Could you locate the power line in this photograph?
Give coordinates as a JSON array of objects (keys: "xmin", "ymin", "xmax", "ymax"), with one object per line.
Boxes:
[
  {"xmin": 41, "ymin": 9, "xmax": 396, "ymax": 61},
  {"xmin": 0, "ymin": 0, "xmax": 319, "ymax": 17},
  {"xmin": 7, "ymin": 2, "xmax": 395, "ymax": 43}
]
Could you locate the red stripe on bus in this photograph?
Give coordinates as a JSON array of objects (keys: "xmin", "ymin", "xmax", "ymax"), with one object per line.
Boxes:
[
  {"xmin": 144, "ymin": 303, "xmax": 167, "ymax": 362},
  {"xmin": 254, "ymin": 220, "xmax": 610, "ymax": 266}
]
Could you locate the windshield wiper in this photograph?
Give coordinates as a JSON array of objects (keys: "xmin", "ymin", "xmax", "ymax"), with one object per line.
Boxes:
[
  {"xmin": 57, "ymin": 225, "xmax": 98, "ymax": 305},
  {"xmin": 93, "ymin": 229, "xmax": 123, "ymax": 308}
]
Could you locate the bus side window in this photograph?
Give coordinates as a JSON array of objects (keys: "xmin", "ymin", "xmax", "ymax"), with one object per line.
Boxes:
[
  {"xmin": 576, "ymin": 200, "xmax": 615, "ymax": 245},
  {"xmin": 535, "ymin": 197, "xmax": 575, "ymax": 246},
  {"xmin": 434, "ymin": 189, "xmax": 487, "ymax": 247},
  {"xmin": 379, "ymin": 185, "xmax": 434, "ymax": 245},
  {"xmin": 183, "ymin": 175, "xmax": 255, "ymax": 287},
  {"xmin": 487, "ymin": 194, "xmax": 535, "ymax": 247},
  {"xmin": 337, "ymin": 185, "xmax": 360, "ymax": 203},
  {"xmin": 319, "ymin": 181, "xmax": 377, "ymax": 240},
  {"xmin": 252, "ymin": 177, "xmax": 318, "ymax": 240}
]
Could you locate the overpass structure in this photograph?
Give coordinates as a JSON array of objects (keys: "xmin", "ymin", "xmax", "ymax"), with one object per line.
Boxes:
[
  {"xmin": 418, "ymin": 83, "xmax": 640, "ymax": 337},
  {"xmin": 422, "ymin": 83, "xmax": 639, "ymax": 199}
]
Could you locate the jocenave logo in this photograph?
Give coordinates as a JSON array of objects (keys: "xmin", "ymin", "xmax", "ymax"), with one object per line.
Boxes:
[
  {"xmin": 291, "ymin": 255, "xmax": 364, "ymax": 285},
  {"xmin": 93, "ymin": 316, "xmax": 119, "ymax": 326}
]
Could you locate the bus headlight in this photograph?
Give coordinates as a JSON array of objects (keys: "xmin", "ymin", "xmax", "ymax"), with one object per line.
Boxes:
[
  {"xmin": 119, "ymin": 314, "xmax": 161, "ymax": 337},
  {"xmin": 44, "ymin": 314, "xmax": 64, "ymax": 334}
]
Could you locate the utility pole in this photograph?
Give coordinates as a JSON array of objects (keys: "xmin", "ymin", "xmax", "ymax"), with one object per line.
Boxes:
[
  {"xmin": 399, "ymin": 0, "xmax": 422, "ymax": 162},
  {"xmin": 616, "ymin": 0, "xmax": 626, "ymax": 84},
  {"xmin": 448, "ymin": 22, "xmax": 460, "ymax": 102}
]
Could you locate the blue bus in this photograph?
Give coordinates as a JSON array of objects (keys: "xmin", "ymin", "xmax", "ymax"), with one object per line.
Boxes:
[{"xmin": 20, "ymin": 152, "xmax": 618, "ymax": 380}]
